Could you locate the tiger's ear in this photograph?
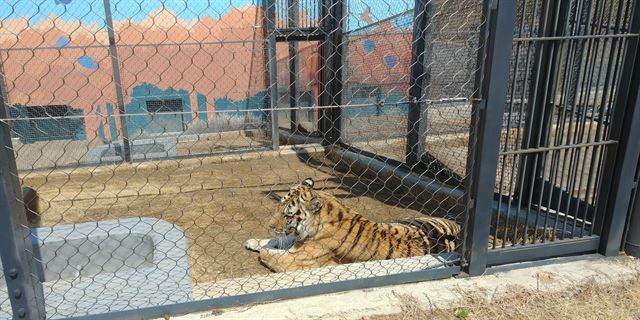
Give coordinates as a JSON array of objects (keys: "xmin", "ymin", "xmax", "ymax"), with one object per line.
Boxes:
[{"xmin": 303, "ymin": 178, "xmax": 314, "ymax": 188}]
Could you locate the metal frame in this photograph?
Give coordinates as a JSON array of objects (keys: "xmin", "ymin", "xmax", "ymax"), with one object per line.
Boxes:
[
  {"xmin": 318, "ymin": 0, "xmax": 345, "ymax": 145},
  {"xmin": 464, "ymin": 0, "xmax": 518, "ymax": 276},
  {"xmin": 405, "ymin": 0, "xmax": 435, "ymax": 167},
  {"xmin": 0, "ymin": 66, "xmax": 46, "ymax": 319},
  {"xmin": 104, "ymin": 0, "xmax": 132, "ymax": 163},
  {"xmin": 3, "ymin": 0, "xmax": 640, "ymax": 317},
  {"xmin": 76, "ymin": 264, "xmax": 459, "ymax": 320},
  {"xmin": 516, "ymin": 0, "xmax": 571, "ymax": 203},
  {"xmin": 623, "ymin": 154, "xmax": 640, "ymax": 256},
  {"xmin": 596, "ymin": 0, "xmax": 640, "ymax": 256},
  {"xmin": 288, "ymin": 0, "xmax": 300, "ymax": 132},
  {"xmin": 264, "ymin": 0, "xmax": 280, "ymax": 150},
  {"xmin": 487, "ymin": 236, "xmax": 599, "ymax": 266}
]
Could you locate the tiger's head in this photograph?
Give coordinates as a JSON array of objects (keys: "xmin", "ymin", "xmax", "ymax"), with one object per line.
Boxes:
[{"xmin": 268, "ymin": 178, "xmax": 324, "ymax": 241}]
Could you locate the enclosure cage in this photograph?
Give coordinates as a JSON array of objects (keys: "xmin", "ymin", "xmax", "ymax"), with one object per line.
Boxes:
[{"xmin": 1, "ymin": 0, "xmax": 640, "ymax": 319}]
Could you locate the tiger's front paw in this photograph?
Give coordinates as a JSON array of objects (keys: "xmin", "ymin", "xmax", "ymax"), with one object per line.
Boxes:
[{"xmin": 244, "ymin": 238, "xmax": 263, "ymax": 251}]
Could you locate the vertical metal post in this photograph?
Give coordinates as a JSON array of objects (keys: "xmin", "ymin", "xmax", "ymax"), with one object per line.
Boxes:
[
  {"xmin": 318, "ymin": 0, "xmax": 345, "ymax": 145},
  {"xmin": 103, "ymin": 0, "xmax": 132, "ymax": 162},
  {"xmin": 0, "ymin": 66, "xmax": 46, "ymax": 319},
  {"xmin": 288, "ymin": 0, "xmax": 299, "ymax": 132},
  {"xmin": 406, "ymin": 0, "xmax": 435, "ymax": 167},
  {"xmin": 624, "ymin": 156, "xmax": 640, "ymax": 257},
  {"xmin": 596, "ymin": 0, "xmax": 640, "ymax": 255},
  {"xmin": 517, "ymin": 0, "xmax": 570, "ymax": 203},
  {"xmin": 464, "ymin": 0, "xmax": 517, "ymax": 276},
  {"xmin": 264, "ymin": 0, "xmax": 280, "ymax": 149}
]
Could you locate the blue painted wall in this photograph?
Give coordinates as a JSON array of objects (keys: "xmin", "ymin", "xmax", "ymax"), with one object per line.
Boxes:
[
  {"xmin": 8, "ymin": 105, "xmax": 86, "ymax": 143},
  {"xmin": 105, "ymin": 103, "xmax": 119, "ymax": 142},
  {"xmin": 214, "ymin": 91, "xmax": 267, "ymax": 120},
  {"xmin": 125, "ymin": 83, "xmax": 192, "ymax": 137},
  {"xmin": 197, "ymin": 93, "xmax": 208, "ymax": 122}
]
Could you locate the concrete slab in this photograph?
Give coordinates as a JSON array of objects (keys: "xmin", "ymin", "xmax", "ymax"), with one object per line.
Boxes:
[
  {"xmin": 0, "ymin": 217, "xmax": 193, "ymax": 319},
  {"xmin": 164, "ymin": 254, "xmax": 640, "ymax": 320}
]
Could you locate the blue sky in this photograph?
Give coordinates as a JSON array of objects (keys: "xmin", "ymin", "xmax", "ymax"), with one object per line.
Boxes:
[
  {"xmin": 0, "ymin": 0, "xmax": 258, "ymax": 24},
  {"xmin": 0, "ymin": 0, "xmax": 411, "ymax": 31}
]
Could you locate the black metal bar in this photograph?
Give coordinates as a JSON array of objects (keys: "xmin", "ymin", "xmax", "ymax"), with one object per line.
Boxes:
[
  {"xmin": 518, "ymin": 0, "xmax": 571, "ymax": 212},
  {"xmin": 545, "ymin": 0, "xmax": 593, "ymax": 243},
  {"xmin": 509, "ymin": 0, "xmax": 542, "ymax": 247},
  {"xmin": 76, "ymin": 265, "xmax": 460, "ymax": 320},
  {"xmin": 487, "ymin": 236, "xmax": 599, "ymax": 266},
  {"xmin": 530, "ymin": 0, "xmax": 572, "ymax": 244},
  {"xmin": 539, "ymin": 180, "xmax": 595, "ymax": 223},
  {"xmin": 275, "ymin": 34, "xmax": 325, "ymax": 42},
  {"xmin": 103, "ymin": 0, "xmax": 131, "ymax": 163},
  {"xmin": 513, "ymin": 33, "xmax": 640, "ymax": 41},
  {"xmin": 0, "ymin": 68, "xmax": 46, "ymax": 319},
  {"xmin": 405, "ymin": 0, "xmax": 434, "ymax": 167},
  {"xmin": 464, "ymin": 0, "xmax": 518, "ymax": 276},
  {"xmin": 499, "ymin": 140, "xmax": 618, "ymax": 155},
  {"xmin": 590, "ymin": 0, "xmax": 634, "ymax": 237},
  {"xmin": 564, "ymin": 0, "xmax": 612, "ymax": 240},
  {"xmin": 582, "ymin": 0, "xmax": 630, "ymax": 238},
  {"xmin": 318, "ymin": 0, "xmax": 344, "ymax": 145},
  {"xmin": 264, "ymin": 0, "xmax": 280, "ymax": 150},
  {"xmin": 288, "ymin": 0, "xmax": 299, "ymax": 132},
  {"xmin": 624, "ymin": 156, "xmax": 640, "ymax": 257},
  {"xmin": 596, "ymin": 0, "xmax": 640, "ymax": 256}
]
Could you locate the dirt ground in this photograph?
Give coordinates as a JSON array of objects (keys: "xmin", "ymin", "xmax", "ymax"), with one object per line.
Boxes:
[
  {"xmin": 22, "ymin": 151, "xmax": 433, "ymax": 284},
  {"xmin": 365, "ymin": 277, "xmax": 640, "ymax": 320}
]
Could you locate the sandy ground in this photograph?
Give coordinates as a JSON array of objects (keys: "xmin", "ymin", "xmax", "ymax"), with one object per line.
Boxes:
[{"xmin": 21, "ymin": 151, "xmax": 433, "ymax": 284}]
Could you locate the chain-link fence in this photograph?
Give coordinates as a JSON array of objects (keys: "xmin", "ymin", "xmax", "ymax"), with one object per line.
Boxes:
[
  {"xmin": 1, "ymin": 0, "xmax": 639, "ymax": 319},
  {"xmin": 0, "ymin": 1, "xmax": 483, "ymax": 318}
]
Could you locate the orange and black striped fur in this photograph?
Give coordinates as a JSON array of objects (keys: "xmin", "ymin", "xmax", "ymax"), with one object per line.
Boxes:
[{"xmin": 245, "ymin": 178, "xmax": 460, "ymax": 272}]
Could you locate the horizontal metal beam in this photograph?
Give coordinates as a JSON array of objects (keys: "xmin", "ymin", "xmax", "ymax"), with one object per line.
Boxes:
[
  {"xmin": 331, "ymin": 146, "xmax": 466, "ymax": 201},
  {"xmin": 487, "ymin": 236, "xmax": 599, "ymax": 266},
  {"xmin": 513, "ymin": 33, "xmax": 640, "ymax": 42},
  {"xmin": 78, "ymin": 265, "xmax": 460, "ymax": 320},
  {"xmin": 274, "ymin": 27, "xmax": 325, "ymax": 42},
  {"xmin": 275, "ymin": 34, "xmax": 325, "ymax": 42},
  {"xmin": 499, "ymin": 140, "xmax": 617, "ymax": 155}
]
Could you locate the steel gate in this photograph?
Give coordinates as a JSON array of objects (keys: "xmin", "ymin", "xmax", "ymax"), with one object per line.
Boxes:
[{"xmin": 466, "ymin": 0, "xmax": 640, "ymax": 271}]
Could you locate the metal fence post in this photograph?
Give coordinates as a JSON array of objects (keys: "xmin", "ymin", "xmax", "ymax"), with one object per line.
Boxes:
[
  {"xmin": 103, "ymin": 0, "xmax": 132, "ymax": 162},
  {"xmin": 464, "ymin": 0, "xmax": 517, "ymax": 276},
  {"xmin": 0, "ymin": 69, "xmax": 46, "ymax": 319},
  {"xmin": 624, "ymin": 157, "xmax": 640, "ymax": 257},
  {"xmin": 264, "ymin": 0, "xmax": 280, "ymax": 150},
  {"xmin": 596, "ymin": 0, "xmax": 640, "ymax": 256},
  {"xmin": 405, "ymin": 0, "xmax": 435, "ymax": 167},
  {"xmin": 319, "ymin": 0, "xmax": 345, "ymax": 145},
  {"xmin": 288, "ymin": 0, "xmax": 299, "ymax": 132}
]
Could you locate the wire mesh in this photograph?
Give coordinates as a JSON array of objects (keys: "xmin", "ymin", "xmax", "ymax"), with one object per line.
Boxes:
[
  {"xmin": 0, "ymin": 271, "xmax": 9, "ymax": 319},
  {"xmin": 0, "ymin": 0, "xmax": 486, "ymax": 318},
  {"xmin": 493, "ymin": 0, "xmax": 634, "ymax": 249}
]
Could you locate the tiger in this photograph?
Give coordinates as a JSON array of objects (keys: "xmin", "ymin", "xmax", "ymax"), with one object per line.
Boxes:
[{"xmin": 244, "ymin": 178, "xmax": 461, "ymax": 272}]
